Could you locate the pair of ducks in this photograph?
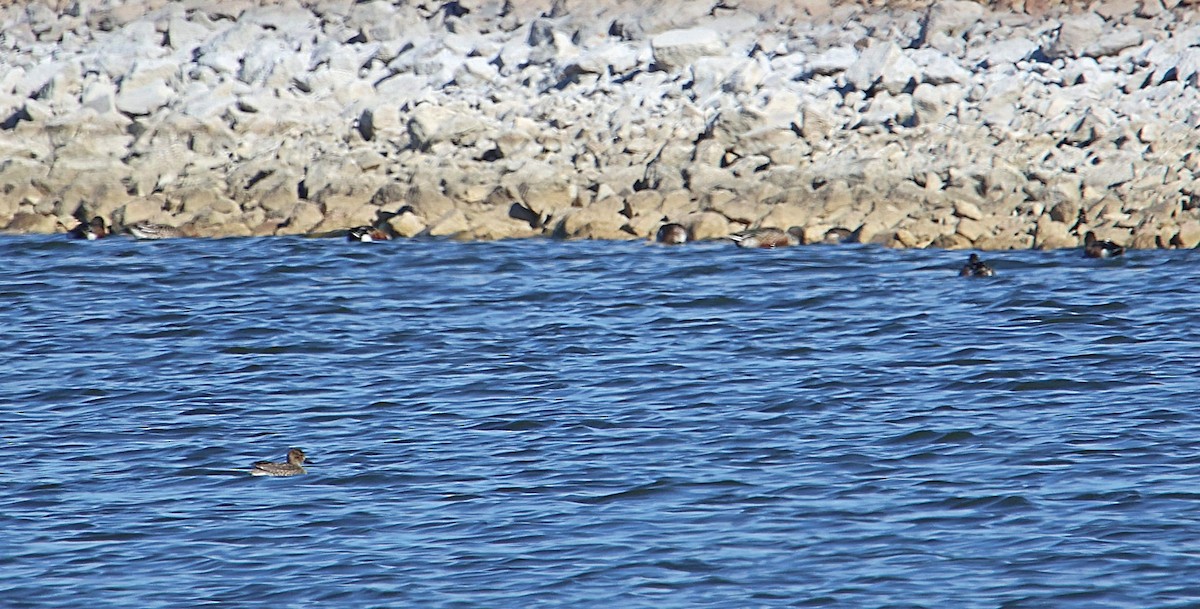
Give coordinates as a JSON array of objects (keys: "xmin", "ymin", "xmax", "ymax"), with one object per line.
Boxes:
[
  {"xmin": 959, "ymin": 232, "xmax": 1125, "ymax": 277},
  {"xmin": 68, "ymin": 217, "xmax": 184, "ymax": 240},
  {"xmin": 656, "ymin": 224, "xmax": 852, "ymax": 248}
]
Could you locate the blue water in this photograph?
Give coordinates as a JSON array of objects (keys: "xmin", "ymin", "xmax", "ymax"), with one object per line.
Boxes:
[{"xmin": 2, "ymin": 235, "xmax": 1199, "ymax": 608}]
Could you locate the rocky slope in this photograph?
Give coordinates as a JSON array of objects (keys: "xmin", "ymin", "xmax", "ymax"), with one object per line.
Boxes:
[{"xmin": 2, "ymin": 0, "xmax": 1200, "ymax": 249}]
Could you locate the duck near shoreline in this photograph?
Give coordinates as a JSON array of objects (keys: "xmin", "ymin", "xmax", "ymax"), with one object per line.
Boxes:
[
  {"xmin": 67, "ymin": 217, "xmax": 109, "ymax": 240},
  {"xmin": 347, "ymin": 225, "xmax": 392, "ymax": 242},
  {"xmin": 729, "ymin": 227, "xmax": 804, "ymax": 249},
  {"xmin": 655, "ymin": 222, "xmax": 688, "ymax": 245},
  {"xmin": 126, "ymin": 221, "xmax": 186, "ymax": 240},
  {"xmin": 959, "ymin": 253, "xmax": 995, "ymax": 277},
  {"xmin": 1084, "ymin": 231, "xmax": 1126, "ymax": 258}
]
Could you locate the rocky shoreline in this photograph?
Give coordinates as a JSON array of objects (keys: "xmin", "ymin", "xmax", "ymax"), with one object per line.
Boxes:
[{"xmin": 2, "ymin": 0, "xmax": 1200, "ymax": 249}]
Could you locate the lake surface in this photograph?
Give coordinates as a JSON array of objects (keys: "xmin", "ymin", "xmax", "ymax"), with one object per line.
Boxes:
[{"xmin": 2, "ymin": 234, "xmax": 1198, "ymax": 608}]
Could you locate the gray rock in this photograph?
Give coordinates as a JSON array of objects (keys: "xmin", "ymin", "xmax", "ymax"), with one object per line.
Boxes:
[
  {"xmin": 1045, "ymin": 13, "xmax": 1105, "ymax": 60},
  {"xmin": 920, "ymin": 0, "xmax": 984, "ymax": 43},
  {"xmin": 81, "ymin": 79, "xmax": 118, "ymax": 114},
  {"xmin": 1085, "ymin": 27, "xmax": 1144, "ymax": 58}
]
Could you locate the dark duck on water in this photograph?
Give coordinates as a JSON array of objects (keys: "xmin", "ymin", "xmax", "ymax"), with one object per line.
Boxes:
[
  {"xmin": 959, "ymin": 253, "xmax": 995, "ymax": 277},
  {"xmin": 347, "ymin": 225, "xmax": 391, "ymax": 242},
  {"xmin": 655, "ymin": 222, "xmax": 688, "ymax": 245},
  {"xmin": 68, "ymin": 216, "xmax": 109, "ymax": 240},
  {"xmin": 1083, "ymin": 231, "xmax": 1125, "ymax": 258}
]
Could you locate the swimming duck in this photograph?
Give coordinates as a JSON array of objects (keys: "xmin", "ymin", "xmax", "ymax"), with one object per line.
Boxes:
[
  {"xmin": 347, "ymin": 225, "xmax": 391, "ymax": 242},
  {"xmin": 959, "ymin": 253, "xmax": 995, "ymax": 277},
  {"xmin": 1083, "ymin": 231, "xmax": 1125, "ymax": 258},
  {"xmin": 729, "ymin": 226, "xmax": 803, "ymax": 248},
  {"xmin": 68, "ymin": 216, "xmax": 109, "ymax": 240},
  {"xmin": 823, "ymin": 227, "xmax": 854, "ymax": 244},
  {"xmin": 250, "ymin": 448, "xmax": 312, "ymax": 477},
  {"xmin": 126, "ymin": 221, "xmax": 184, "ymax": 240},
  {"xmin": 655, "ymin": 222, "xmax": 688, "ymax": 245}
]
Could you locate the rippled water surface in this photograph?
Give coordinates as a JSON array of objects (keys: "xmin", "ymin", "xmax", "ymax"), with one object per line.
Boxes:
[{"xmin": 2, "ymin": 234, "xmax": 1199, "ymax": 608}]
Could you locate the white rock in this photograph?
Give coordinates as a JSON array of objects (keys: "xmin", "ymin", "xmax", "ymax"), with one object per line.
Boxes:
[
  {"xmin": 408, "ymin": 103, "xmax": 485, "ymax": 148},
  {"xmin": 953, "ymin": 199, "xmax": 983, "ymax": 220},
  {"xmin": 122, "ymin": 58, "xmax": 178, "ymax": 91},
  {"xmin": 881, "ymin": 50, "xmax": 920, "ymax": 94},
  {"xmin": 910, "ymin": 49, "xmax": 971, "ymax": 84},
  {"xmin": 980, "ymin": 38, "xmax": 1038, "ymax": 66},
  {"xmin": 690, "ymin": 56, "xmax": 741, "ymax": 99},
  {"xmin": 1080, "ymin": 153, "xmax": 1136, "ymax": 188},
  {"xmin": 912, "ymin": 82, "xmax": 951, "ymax": 124},
  {"xmin": 239, "ymin": 39, "xmax": 291, "ymax": 86},
  {"xmin": 809, "ymin": 46, "xmax": 858, "ymax": 75},
  {"xmin": 762, "ymin": 90, "xmax": 802, "ymax": 127},
  {"xmin": 1096, "ymin": 0, "xmax": 1140, "ymax": 18},
  {"xmin": 728, "ymin": 54, "xmax": 770, "ymax": 94},
  {"xmin": 977, "ymin": 74, "xmax": 1023, "ymax": 126},
  {"xmin": 413, "ymin": 48, "xmax": 464, "ymax": 85},
  {"xmin": 197, "ymin": 22, "xmax": 266, "ymax": 75},
  {"xmin": 1137, "ymin": 0, "xmax": 1166, "ymax": 17},
  {"xmin": 1163, "ymin": 48, "xmax": 1200, "ymax": 88},
  {"xmin": 651, "ymin": 28, "xmax": 725, "ymax": 71},
  {"xmin": 116, "ymin": 82, "xmax": 174, "ymax": 115},
  {"xmin": 196, "ymin": 47, "xmax": 242, "ymax": 75},
  {"xmin": 801, "ymin": 104, "xmax": 838, "ymax": 140},
  {"xmin": 845, "ymin": 42, "xmax": 899, "ymax": 92},
  {"xmin": 332, "ymin": 79, "xmax": 376, "ymax": 108},
  {"xmin": 858, "ymin": 91, "xmax": 913, "ymax": 126},
  {"xmin": 17, "ymin": 60, "xmax": 62, "ymax": 97},
  {"xmin": 21, "ymin": 99, "xmax": 53, "ymax": 123},
  {"xmin": 167, "ymin": 15, "xmax": 211, "ymax": 51},
  {"xmin": 573, "ymin": 43, "xmax": 639, "ymax": 75},
  {"xmin": 179, "ymin": 81, "xmax": 240, "ymax": 119},
  {"xmin": 374, "ymin": 73, "xmax": 431, "ymax": 105},
  {"xmin": 529, "ymin": 29, "xmax": 578, "ymax": 64},
  {"xmin": 455, "ymin": 57, "xmax": 499, "ymax": 87}
]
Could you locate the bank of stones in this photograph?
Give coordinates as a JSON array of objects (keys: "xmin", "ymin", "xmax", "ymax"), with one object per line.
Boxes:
[{"xmin": 2, "ymin": 0, "xmax": 1200, "ymax": 249}]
